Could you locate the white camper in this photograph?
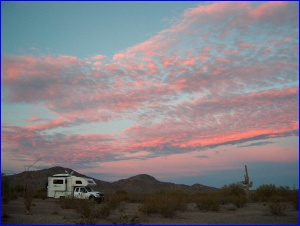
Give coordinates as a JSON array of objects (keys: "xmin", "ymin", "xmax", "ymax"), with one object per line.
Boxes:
[{"xmin": 47, "ymin": 171, "xmax": 104, "ymax": 203}]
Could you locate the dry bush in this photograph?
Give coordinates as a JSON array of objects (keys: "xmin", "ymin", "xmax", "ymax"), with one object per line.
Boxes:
[
  {"xmin": 128, "ymin": 193, "xmax": 147, "ymax": 203},
  {"xmin": 97, "ymin": 204, "xmax": 111, "ymax": 219},
  {"xmin": 219, "ymin": 183, "xmax": 248, "ymax": 208},
  {"xmin": 253, "ymin": 184, "xmax": 277, "ymax": 202},
  {"xmin": 268, "ymin": 201, "xmax": 287, "ymax": 216},
  {"xmin": 230, "ymin": 195, "xmax": 248, "ymax": 208},
  {"xmin": 60, "ymin": 198, "xmax": 99, "ymax": 224},
  {"xmin": 75, "ymin": 199, "xmax": 96, "ymax": 218},
  {"xmin": 290, "ymin": 190, "xmax": 299, "ymax": 211},
  {"xmin": 104, "ymin": 190, "xmax": 129, "ymax": 210},
  {"xmin": 60, "ymin": 198, "xmax": 96, "ymax": 218},
  {"xmin": 60, "ymin": 190, "xmax": 130, "ymax": 221},
  {"xmin": 112, "ymin": 214, "xmax": 141, "ymax": 225},
  {"xmin": 253, "ymin": 184, "xmax": 297, "ymax": 205},
  {"xmin": 59, "ymin": 197, "xmax": 77, "ymax": 209},
  {"xmin": 23, "ymin": 186, "xmax": 34, "ymax": 215},
  {"xmin": 139, "ymin": 189, "xmax": 187, "ymax": 218},
  {"xmin": 33, "ymin": 188, "xmax": 47, "ymax": 200},
  {"xmin": 2, "ymin": 173, "xmax": 19, "ymax": 204},
  {"xmin": 195, "ymin": 193, "xmax": 221, "ymax": 212},
  {"xmin": 138, "ymin": 194, "xmax": 157, "ymax": 215},
  {"xmin": 220, "ymin": 183, "xmax": 246, "ymax": 197},
  {"xmin": 21, "ymin": 159, "xmax": 43, "ymax": 215}
]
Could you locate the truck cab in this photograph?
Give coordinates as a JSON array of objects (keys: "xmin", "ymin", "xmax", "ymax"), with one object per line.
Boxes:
[{"xmin": 74, "ymin": 187, "xmax": 104, "ymax": 203}]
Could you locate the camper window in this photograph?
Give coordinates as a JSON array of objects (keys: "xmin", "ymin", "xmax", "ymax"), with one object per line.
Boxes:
[
  {"xmin": 76, "ymin": 180, "xmax": 82, "ymax": 184},
  {"xmin": 53, "ymin": 179, "xmax": 64, "ymax": 184}
]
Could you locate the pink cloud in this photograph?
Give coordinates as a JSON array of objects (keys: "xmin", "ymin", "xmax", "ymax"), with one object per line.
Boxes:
[
  {"xmin": 113, "ymin": 53, "xmax": 126, "ymax": 61},
  {"xmin": 271, "ymin": 37, "xmax": 293, "ymax": 45},
  {"xmin": 93, "ymin": 61, "xmax": 102, "ymax": 66},
  {"xmin": 91, "ymin": 54, "xmax": 106, "ymax": 60},
  {"xmin": 238, "ymin": 42, "xmax": 257, "ymax": 50},
  {"xmin": 24, "ymin": 118, "xmax": 70, "ymax": 132},
  {"xmin": 183, "ymin": 1, "xmax": 250, "ymax": 22},
  {"xmin": 2, "ymin": 2, "xmax": 298, "ymax": 171},
  {"xmin": 26, "ymin": 117, "xmax": 45, "ymax": 123},
  {"xmin": 104, "ymin": 63, "xmax": 121, "ymax": 71},
  {"xmin": 123, "ymin": 87, "xmax": 298, "ymax": 152},
  {"xmin": 248, "ymin": 2, "xmax": 289, "ymax": 21},
  {"xmin": 146, "ymin": 61, "xmax": 158, "ymax": 74}
]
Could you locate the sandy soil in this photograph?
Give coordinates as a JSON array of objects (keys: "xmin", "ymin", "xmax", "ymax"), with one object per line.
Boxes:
[{"xmin": 2, "ymin": 198, "xmax": 298, "ymax": 224}]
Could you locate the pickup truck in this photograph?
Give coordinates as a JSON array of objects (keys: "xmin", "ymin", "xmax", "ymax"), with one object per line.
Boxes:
[{"xmin": 74, "ymin": 187, "xmax": 104, "ymax": 203}]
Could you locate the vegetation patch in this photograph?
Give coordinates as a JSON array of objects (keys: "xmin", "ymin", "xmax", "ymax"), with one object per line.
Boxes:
[
  {"xmin": 268, "ymin": 201, "xmax": 287, "ymax": 216},
  {"xmin": 139, "ymin": 189, "xmax": 187, "ymax": 218}
]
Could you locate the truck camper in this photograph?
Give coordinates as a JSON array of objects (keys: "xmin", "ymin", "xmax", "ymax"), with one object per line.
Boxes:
[{"xmin": 47, "ymin": 171, "xmax": 104, "ymax": 203}]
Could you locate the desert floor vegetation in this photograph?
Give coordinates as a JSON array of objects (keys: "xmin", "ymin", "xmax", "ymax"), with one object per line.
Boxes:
[{"xmin": 2, "ymin": 182, "xmax": 298, "ymax": 224}]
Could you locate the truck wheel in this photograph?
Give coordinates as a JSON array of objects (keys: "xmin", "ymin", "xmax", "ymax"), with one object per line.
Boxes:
[{"xmin": 89, "ymin": 196, "xmax": 96, "ymax": 201}]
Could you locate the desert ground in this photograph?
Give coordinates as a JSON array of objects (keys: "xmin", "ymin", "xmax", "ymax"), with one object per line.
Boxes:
[{"xmin": 2, "ymin": 197, "xmax": 298, "ymax": 224}]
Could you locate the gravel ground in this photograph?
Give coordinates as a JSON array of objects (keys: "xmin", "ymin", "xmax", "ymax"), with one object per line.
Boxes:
[{"xmin": 2, "ymin": 198, "xmax": 298, "ymax": 224}]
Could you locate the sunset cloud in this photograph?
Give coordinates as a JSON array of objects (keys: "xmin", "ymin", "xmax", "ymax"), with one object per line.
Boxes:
[{"xmin": 2, "ymin": 2, "xmax": 298, "ymax": 186}]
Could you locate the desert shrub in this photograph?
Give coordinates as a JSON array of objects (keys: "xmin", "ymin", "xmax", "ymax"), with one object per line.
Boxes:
[
  {"xmin": 139, "ymin": 189, "xmax": 187, "ymax": 218},
  {"xmin": 59, "ymin": 198, "xmax": 102, "ymax": 223},
  {"xmin": 253, "ymin": 184, "xmax": 297, "ymax": 203},
  {"xmin": 128, "ymin": 193, "xmax": 147, "ymax": 203},
  {"xmin": 166, "ymin": 189, "xmax": 187, "ymax": 211},
  {"xmin": 195, "ymin": 193, "xmax": 221, "ymax": 212},
  {"xmin": 59, "ymin": 197, "xmax": 77, "ymax": 209},
  {"xmin": 290, "ymin": 190, "xmax": 299, "ymax": 211},
  {"xmin": 23, "ymin": 185, "xmax": 35, "ymax": 214},
  {"xmin": 254, "ymin": 184, "xmax": 277, "ymax": 202},
  {"xmin": 219, "ymin": 183, "xmax": 248, "ymax": 207},
  {"xmin": 276, "ymin": 186, "xmax": 291, "ymax": 197},
  {"xmin": 105, "ymin": 190, "xmax": 129, "ymax": 210},
  {"xmin": 268, "ymin": 201, "xmax": 287, "ymax": 216},
  {"xmin": 76, "ymin": 199, "xmax": 96, "ymax": 218},
  {"xmin": 138, "ymin": 194, "xmax": 157, "ymax": 215},
  {"xmin": 33, "ymin": 188, "xmax": 47, "ymax": 199},
  {"xmin": 112, "ymin": 214, "xmax": 140, "ymax": 225},
  {"xmin": 2, "ymin": 174, "xmax": 19, "ymax": 204},
  {"xmin": 97, "ymin": 204, "xmax": 111, "ymax": 219},
  {"xmin": 115, "ymin": 189, "xmax": 129, "ymax": 199},
  {"xmin": 230, "ymin": 195, "xmax": 247, "ymax": 208},
  {"xmin": 159, "ymin": 195, "xmax": 180, "ymax": 218},
  {"xmin": 220, "ymin": 183, "xmax": 245, "ymax": 197},
  {"xmin": 13, "ymin": 184, "xmax": 25, "ymax": 193},
  {"xmin": 2, "ymin": 175, "xmax": 10, "ymax": 204}
]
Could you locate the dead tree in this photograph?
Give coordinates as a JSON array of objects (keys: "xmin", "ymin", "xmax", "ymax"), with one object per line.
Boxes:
[{"xmin": 22, "ymin": 159, "xmax": 42, "ymax": 215}]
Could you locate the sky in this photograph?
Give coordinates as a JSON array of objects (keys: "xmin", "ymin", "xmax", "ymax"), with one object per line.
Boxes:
[{"xmin": 1, "ymin": 1, "xmax": 299, "ymax": 189}]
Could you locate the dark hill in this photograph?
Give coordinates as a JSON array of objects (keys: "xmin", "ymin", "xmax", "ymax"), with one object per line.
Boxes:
[{"xmin": 3, "ymin": 166, "xmax": 217, "ymax": 194}]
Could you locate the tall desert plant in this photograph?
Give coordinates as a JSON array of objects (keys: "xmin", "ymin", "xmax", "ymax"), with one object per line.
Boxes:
[
  {"xmin": 21, "ymin": 159, "xmax": 42, "ymax": 214},
  {"xmin": 241, "ymin": 165, "xmax": 253, "ymax": 200}
]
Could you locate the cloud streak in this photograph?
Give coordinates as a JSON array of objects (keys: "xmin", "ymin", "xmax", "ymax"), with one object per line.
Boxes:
[{"xmin": 2, "ymin": 2, "xmax": 298, "ymax": 170}]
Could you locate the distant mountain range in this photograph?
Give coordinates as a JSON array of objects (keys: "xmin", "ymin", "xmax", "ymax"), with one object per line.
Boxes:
[{"xmin": 3, "ymin": 166, "xmax": 218, "ymax": 193}]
